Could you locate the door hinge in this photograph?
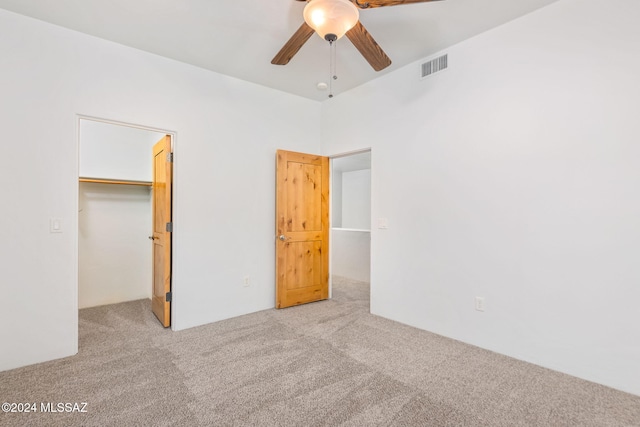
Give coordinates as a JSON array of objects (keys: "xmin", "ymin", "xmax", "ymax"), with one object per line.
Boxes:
[
  {"xmin": 166, "ymin": 222, "xmax": 173, "ymax": 232},
  {"xmin": 166, "ymin": 291, "xmax": 172, "ymax": 302},
  {"xmin": 167, "ymin": 152, "xmax": 173, "ymax": 163}
]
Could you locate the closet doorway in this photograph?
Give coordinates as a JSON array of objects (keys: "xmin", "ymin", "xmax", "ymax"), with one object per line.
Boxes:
[
  {"xmin": 77, "ymin": 118, "xmax": 173, "ymax": 326},
  {"xmin": 331, "ymin": 150, "xmax": 371, "ymax": 306}
]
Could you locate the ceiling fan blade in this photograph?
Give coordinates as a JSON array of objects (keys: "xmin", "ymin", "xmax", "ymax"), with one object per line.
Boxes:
[
  {"xmin": 271, "ymin": 22, "xmax": 316, "ymax": 65},
  {"xmin": 355, "ymin": 0, "xmax": 443, "ymax": 9},
  {"xmin": 345, "ymin": 21, "xmax": 392, "ymax": 71}
]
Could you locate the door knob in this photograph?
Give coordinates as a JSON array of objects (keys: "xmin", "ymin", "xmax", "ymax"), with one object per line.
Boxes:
[
  {"xmin": 279, "ymin": 235, "xmax": 286, "ymax": 241},
  {"xmin": 148, "ymin": 236, "xmax": 157, "ymax": 240}
]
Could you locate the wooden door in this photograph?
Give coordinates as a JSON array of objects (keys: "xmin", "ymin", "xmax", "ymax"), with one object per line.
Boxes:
[
  {"xmin": 152, "ymin": 135, "xmax": 172, "ymax": 327},
  {"xmin": 276, "ymin": 150, "xmax": 329, "ymax": 308}
]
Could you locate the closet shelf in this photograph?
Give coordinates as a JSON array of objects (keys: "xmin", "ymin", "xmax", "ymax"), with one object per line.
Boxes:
[{"xmin": 79, "ymin": 177, "xmax": 152, "ymax": 187}]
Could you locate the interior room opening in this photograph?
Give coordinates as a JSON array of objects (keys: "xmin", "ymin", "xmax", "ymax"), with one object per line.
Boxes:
[{"xmin": 330, "ymin": 150, "xmax": 371, "ymax": 308}]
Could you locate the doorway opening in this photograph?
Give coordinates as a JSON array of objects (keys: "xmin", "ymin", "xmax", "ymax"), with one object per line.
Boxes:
[
  {"xmin": 77, "ymin": 117, "xmax": 174, "ymax": 327},
  {"xmin": 330, "ymin": 149, "xmax": 371, "ymax": 309}
]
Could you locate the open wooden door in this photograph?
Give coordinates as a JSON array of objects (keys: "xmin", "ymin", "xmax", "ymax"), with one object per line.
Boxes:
[
  {"xmin": 152, "ymin": 135, "xmax": 172, "ymax": 327},
  {"xmin": 276, "ymin": 150, "xmax": 329, "ymax": 308}
]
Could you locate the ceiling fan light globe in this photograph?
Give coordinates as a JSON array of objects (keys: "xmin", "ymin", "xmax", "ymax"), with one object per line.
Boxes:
[
  {"xmin": 303, "ymin": 0, "xmax": 359, "ymax": 41},
  {"xmin": 310, "ymin": 10, "xmax": 326, "ymax": 27}
]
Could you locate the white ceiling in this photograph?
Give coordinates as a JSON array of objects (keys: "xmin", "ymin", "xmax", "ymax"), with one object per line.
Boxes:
[{"xmin": 0, "ymin": 0, "xmax": 560, "ymax": 101}]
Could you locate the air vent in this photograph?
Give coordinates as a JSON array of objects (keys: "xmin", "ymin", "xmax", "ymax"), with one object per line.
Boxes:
[{"xmin": 421, "ymin": 54, "xmax": 448, "ymax": 79}]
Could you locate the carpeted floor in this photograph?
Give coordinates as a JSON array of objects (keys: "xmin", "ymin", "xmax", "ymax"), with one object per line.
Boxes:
[{"xmin": 1, "ymin": 277, "xmax": 639, "ymax": 426}]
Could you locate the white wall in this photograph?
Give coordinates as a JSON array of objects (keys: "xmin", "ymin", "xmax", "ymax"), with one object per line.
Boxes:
[
  {"xmin": 332, "ymin": 172, "xmax": 343, "ymax": 228},
  {"xmin": 332, "ymin": 170, "xmax": 371, "ymax": 229},
  {"xmin": 332, "ymin": 230, "xmax": 370, "ymax": 283},
  {"xmin": 0, "ymin": 9, "xmax": 321, "ymax": 372},
  {"xmin": 79, "ymin": 120, "xmax": 164, "ymax": 181},
  {"xmin": 322, "ymin": 0, "xmax": 640, "ymax": 396},
  {"xmin": 342, "ymin": 169, "xmax": 371, "ymax": 230},
  {"xmin": 78, "ymin": 183, "xmax": 152, "ymax": 308}
]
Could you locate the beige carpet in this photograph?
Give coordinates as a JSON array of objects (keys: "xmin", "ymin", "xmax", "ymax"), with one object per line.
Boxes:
[{"xmin": 1, "ymin": 277, "xmax": 639, "ymax": 426}]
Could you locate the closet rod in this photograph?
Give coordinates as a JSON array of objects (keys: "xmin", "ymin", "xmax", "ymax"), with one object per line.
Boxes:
[{"xmin": 79, "ymin": 177, "xmax": 152, "ymax": 187}]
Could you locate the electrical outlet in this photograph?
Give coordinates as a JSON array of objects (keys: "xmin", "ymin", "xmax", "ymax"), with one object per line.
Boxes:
[
  {"xmin": 243, "ymin": 276, "xmax": 251, "ymax": 287},
  {"xmin": 475, "ymin": 297, "xmax": 485, "ymax": 312}
]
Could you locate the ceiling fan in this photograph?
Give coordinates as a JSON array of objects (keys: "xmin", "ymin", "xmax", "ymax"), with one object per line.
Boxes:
[{"xmin": 272, "ymin": 0, "xmax": 443, "ymax": 72}]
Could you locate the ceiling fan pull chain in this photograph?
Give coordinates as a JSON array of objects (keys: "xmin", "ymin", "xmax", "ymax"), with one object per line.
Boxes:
[
  {"xmin": 332, "ymin": 40, "xmax": 337, "ymax": 81},
  {"xmin": 328, "ymin": 40, "xmax": 336, "ymax": 98}
]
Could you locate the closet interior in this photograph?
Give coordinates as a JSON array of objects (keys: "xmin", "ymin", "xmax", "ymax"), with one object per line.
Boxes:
[{"xmin": 78, "ymin": 119, "xmax": 166, "ymax": 308}]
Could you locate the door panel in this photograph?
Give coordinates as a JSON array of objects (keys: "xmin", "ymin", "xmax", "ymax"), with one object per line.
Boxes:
[
  {"xmin": 152, "ymin": 135, "xmax": 172, "ymax": 327},
  {"xmin": 287, "ymin": 162, "xmax": 323, "ymax": 232},
  {"xmin": 276, "ymin": 150, "xmax": 329, "ymax": 308}
]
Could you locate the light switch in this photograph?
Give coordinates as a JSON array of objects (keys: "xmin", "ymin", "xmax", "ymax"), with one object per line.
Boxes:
[
  {"xmin": 378, "ymin": 218, "xmax": 389, "ymax": 229},
  {"xmin": 50, "ymin": 218, "xmax": 62, "ymax": 233}
]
